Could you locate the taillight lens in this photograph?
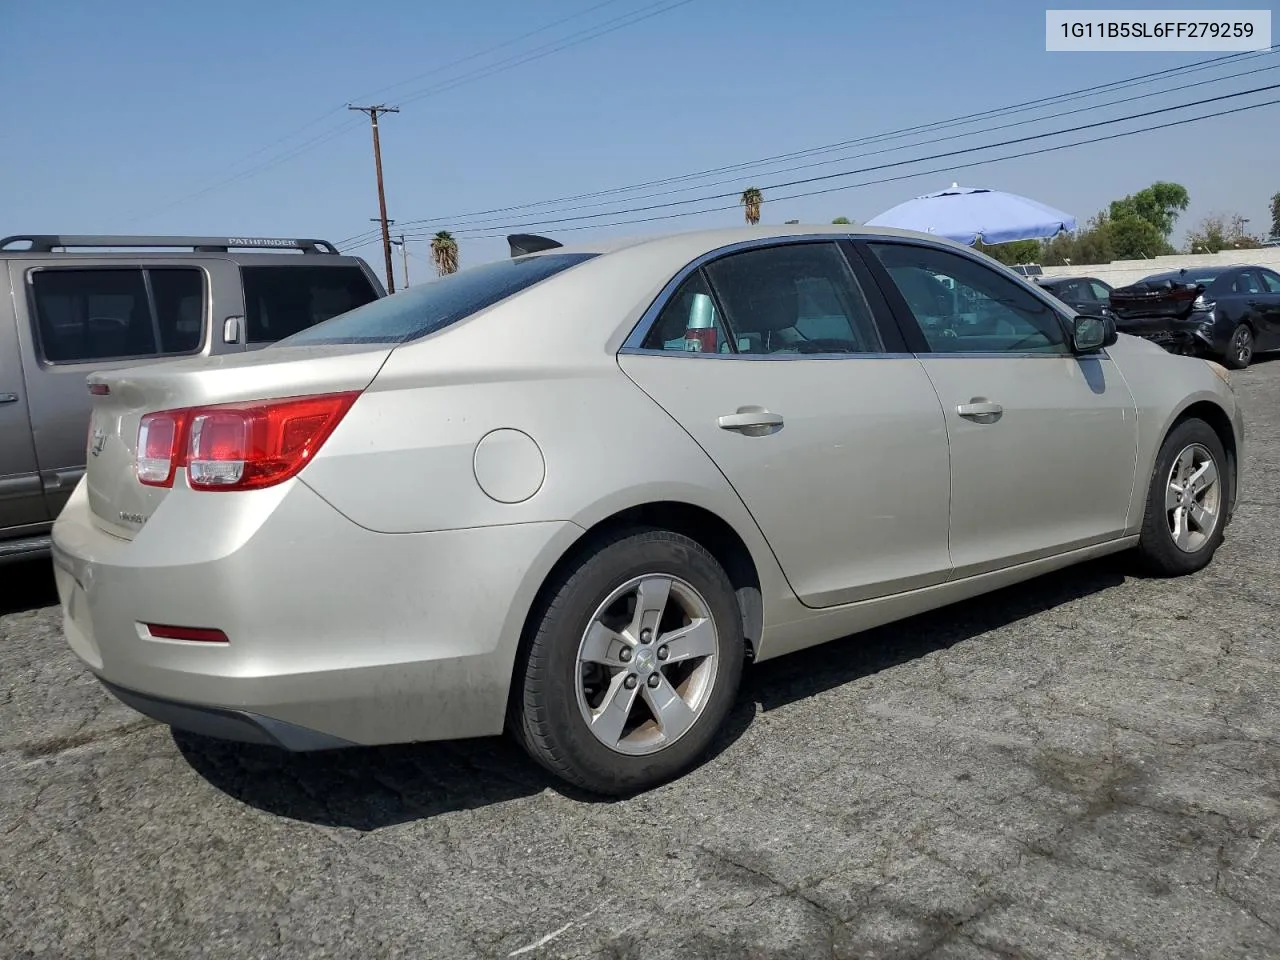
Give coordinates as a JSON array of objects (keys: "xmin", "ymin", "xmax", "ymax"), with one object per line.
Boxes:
[{"xmin": 136, "ymin": 392, "xmax": 359, "ymax": 492}]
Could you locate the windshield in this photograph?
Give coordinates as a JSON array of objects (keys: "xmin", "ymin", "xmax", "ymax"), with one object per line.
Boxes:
[{"xmin": 276, "ymin": 252, "xmax": 598, "ymax": 346}]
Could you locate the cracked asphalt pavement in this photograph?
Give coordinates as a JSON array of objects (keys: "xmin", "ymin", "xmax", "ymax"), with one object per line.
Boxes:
[{"xmin": 3, "ymin": 360, "xmax": 1279, "ymax": 960}]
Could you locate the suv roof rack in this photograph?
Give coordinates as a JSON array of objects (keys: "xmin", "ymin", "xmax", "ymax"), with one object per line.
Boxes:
[
  {"xmin": 507, "ymin": 233, "xmax": 563, "ymax": 258},
  {"xmin": 0, "ymin": 234, "xmax": 341, "ymax": 255}
]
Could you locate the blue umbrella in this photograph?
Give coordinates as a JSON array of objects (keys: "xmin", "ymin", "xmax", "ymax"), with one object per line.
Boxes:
[{"xmin": 865, "ymin": 182, "xmax": 1077, "ymax": 245}]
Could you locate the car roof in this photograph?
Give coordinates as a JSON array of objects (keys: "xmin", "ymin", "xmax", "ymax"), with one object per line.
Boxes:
[
  {"xmin": 1038, "ymin": 275, "xmax": 1104, "ymax": 285},
  {"xmin": 1140, "ymin": 266, "xmax": 1237, "ymax": 284},
  {"xmin": 528, "ymin": 222, "xmax": 979, "ymax": 262}
]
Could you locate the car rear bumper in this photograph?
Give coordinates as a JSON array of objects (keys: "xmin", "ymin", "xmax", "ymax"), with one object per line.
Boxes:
[{"xmin": 51, "ymin": 478, "xmax": 583, "ymax": 748}]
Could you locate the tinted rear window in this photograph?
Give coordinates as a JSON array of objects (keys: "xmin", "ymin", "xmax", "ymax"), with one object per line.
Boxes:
[
  {"xmin": 277, "ymin": 253, "xmax": 597, "ymax": 347},
  {"xmin": 242, "ymin": 265, "xmax": 380, "ymax": 343}
]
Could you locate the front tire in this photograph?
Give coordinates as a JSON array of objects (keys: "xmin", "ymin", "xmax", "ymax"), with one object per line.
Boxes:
[
  {"xmin": 509, "ymin": 528, "xmax": 745, "ymax": 796},
  {"xmin": 1223, "ymin": 322, "xmax": 1254, "ymax": 369},
  {"xmin": 1135, "ymin": 418, "xmax": 1228, "ymax": 576}
]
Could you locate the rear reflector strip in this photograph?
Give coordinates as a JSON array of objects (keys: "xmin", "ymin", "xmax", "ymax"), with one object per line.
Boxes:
[
  {"xmin": 88, "ymin": 383, "xmax": 110, "ymax": 396},
  {"xmin": 145, "ymin": 624, "xmax": 229, "ymax": 644}
]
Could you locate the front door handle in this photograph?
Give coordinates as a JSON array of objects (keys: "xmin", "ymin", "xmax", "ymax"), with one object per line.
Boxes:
[
  {"xmin": 956, "ymin": 400, "xmax": 1003, "ymax": 419},
  {"xmin": 0, "ymin": 393, "xmax": 18, "ymax": 405},
  {"xmin": 718, "ymin": 410, "xmax": 784, "ymax": 431}
]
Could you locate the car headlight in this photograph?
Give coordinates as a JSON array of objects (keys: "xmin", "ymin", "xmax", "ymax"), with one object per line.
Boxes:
[{"xmin": 1205, "ymin": 359, "xmax": 1232, "ymax": 387}]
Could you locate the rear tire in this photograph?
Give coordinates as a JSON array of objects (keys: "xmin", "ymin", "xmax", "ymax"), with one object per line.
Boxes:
[
  {"xmin": 509, "ymin": 527, "xmax": 745, "ymax": 797},
  {"xmin": 1135, "ymin": 418, "xmax": 1228, "ymax": 577},
  {"xmin": 1223, "ymin": 323, "xmax": 1254, "ymax": 369}
]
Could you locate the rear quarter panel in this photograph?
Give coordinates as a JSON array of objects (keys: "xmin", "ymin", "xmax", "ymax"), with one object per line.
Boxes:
[
  {"xmin": 297, "ymin": 252, "xmax": 796, "ymax": 618},
  {"xmin": 1106, "ymin": 333, "xmax": 1241, "ymax": 531}
]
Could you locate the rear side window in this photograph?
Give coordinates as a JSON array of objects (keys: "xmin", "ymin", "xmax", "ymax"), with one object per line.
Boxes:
[
  {"xmin": 278, "ymin": 253, "xmax": 597, "ymax": 347},
  {"xmin": 30, "ymin": 267, "xmax": 204, "ymax": 363},
  {"xmin": 241, "ymin": 265, "xmax": 380, "ymax": 343}
]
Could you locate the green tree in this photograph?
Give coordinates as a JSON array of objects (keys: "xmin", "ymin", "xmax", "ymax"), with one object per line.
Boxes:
[
  {"xmin": 739, "ymin": 187, "xmax": 764, "ymax": 226},
  {"xmin": 1186, "ymin": 213, "xmax": 1264, "ymax": 254},
  {"xmin": 1108, "ymin": 181, "xmax": 1189, "ymax": 240},
  {"xmin": 1108, "ymin": 216, "xmax": 1169, "ymax": 260},
  {"xmin": 831, "ymin": 216, "xmax": 852, "ymax": 224},
  {"xmin": 430, "ymin": 230, "xmax": 459, "ymax": 276},
  {"xmin": 1270, "ymin": 192, "xmax": 1280, "ymax": 238},
  {"xmin": 973, "ymin": 239, "xmax": 1041, "ymax": 266}
]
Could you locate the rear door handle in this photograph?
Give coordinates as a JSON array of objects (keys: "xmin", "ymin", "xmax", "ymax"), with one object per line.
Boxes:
[
  {"xmin": 0, "ymin": 393, "xmax": 18, "ymax": 405},
  {"xmin": 718, "ymin": 410, "xmax": 784, "ymax": 431},
  {"xmin": 956, "ymin": 400, "xmax": 1003, "ymax": 419}
]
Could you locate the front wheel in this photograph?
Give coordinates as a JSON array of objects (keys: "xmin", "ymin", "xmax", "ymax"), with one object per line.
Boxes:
[
  {"xmin": 509, "ymin": 528, "xmax": 745, "ymax": 796},
  {"xmin": 1135, "ymin": 418, "xmax": 1229, "ymax": 576},
  {"xmin": 1223, "ymin": 323, "xmax": 1254, "ymax": 369}
]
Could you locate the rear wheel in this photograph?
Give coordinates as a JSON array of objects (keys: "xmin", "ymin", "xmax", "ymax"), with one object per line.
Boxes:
[
  {"xmin": 509, "ymin": 528, "xmax": 745, "ymax": 796},
  {"xmin": 1136, "ymin": 418, "xmax": 1228, "ymax": 576},
  {"xmin": 1223, "ymin": 323, "xmax": 1254, "ymax": 369}
]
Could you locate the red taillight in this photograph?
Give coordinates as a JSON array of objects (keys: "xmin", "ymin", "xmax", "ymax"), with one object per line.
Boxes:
[
  {"xmin": 88, "ymin": 383, "xmax": 110, "ymax": 396},
  {"xmin": 136, "ymin": 392, "xmax": 360, "ymax": 492},
  {"xmin": 146, "ymin": 623, "xmax": 229, "ymax": 643},
  {"xmin": 138, "ymin": 411, "xmax": 187, "ymax": 487}
]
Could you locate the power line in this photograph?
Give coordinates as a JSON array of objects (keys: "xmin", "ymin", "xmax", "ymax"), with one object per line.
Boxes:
[
  {"xmin": 124, "ymin": 0, "xmax": 685, "ymax": 225},
  {"xmin": 381, "ymin": 80, "xmax": 1280, "ymax": 239},
  {"xmin": 445, "ymin": 96, "xmax": 1280, "ymax": 240},
  {"xmin": 393, "ymin": 0, "xmax": 699, "ymax": 108},
  {"xmin": 340, "ymin": 46, "xmax": 1271, "ymax": 243},
  {"xmin": 345, "ymin": 0, "xmax": 634, "ymax": 104},
  {"xmin": 371, "ymin": 56, "xmax": 1280, "ymax": 237}
]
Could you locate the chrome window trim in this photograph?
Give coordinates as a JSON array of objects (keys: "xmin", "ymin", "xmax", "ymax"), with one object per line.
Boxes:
[{"xmin": 618, "ymin": 231, "xmax": 1105, "ymax": 361}]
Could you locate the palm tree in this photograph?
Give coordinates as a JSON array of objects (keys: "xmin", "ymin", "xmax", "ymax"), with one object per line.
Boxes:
[
  {"xmin": 430, "ymin": 231, "xmax": 459, "ymax": 276},
  {"xmin": 739, "ymin": 187, "xmax": 764, "ymax": 226}
]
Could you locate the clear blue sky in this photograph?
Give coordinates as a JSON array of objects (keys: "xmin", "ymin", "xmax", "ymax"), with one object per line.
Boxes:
[{"xmin": 2, "ymin": 0, "xmax": 1276, "ymax": 281}]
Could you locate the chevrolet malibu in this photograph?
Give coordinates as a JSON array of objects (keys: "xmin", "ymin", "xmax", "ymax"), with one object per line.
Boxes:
[{"xmin": 52, "ymin": 224, "xmax": 1244, "ymax": 796}]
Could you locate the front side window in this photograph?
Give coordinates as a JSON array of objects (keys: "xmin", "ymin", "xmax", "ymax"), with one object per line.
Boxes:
[
  {"xmin": 279, "ymin": 253, "xmax": 597, "ymax": 346},
  {"xmin": 867, "ymin": 242, "xmax": 1069, "ymax": 354},
  {"xmin": 701, "ymin": 242, "xmax": 884, "ymax": 355},
  {"xmin": 242, "ymin": 265, "xmax": 380, "ymax": 343},
  {"xmin": 1259, "ymin": 269, "xmax": 1280, "ymax": 294},
  {"xmin": 1089, "ymin": 280, "xmax": 1112, "ymax": 301},
  {"xmin": 30, "ymin": 267, "xmax": 205, "ymax": 363}
]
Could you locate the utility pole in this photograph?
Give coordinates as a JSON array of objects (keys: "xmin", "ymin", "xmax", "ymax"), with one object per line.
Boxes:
[{"xmin": 349, "ymin": 104, "xmax": 400, "ymax": 293}]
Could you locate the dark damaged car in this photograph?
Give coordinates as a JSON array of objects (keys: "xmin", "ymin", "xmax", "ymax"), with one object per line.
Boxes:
[{"xmin": 1108, "ymin": 265, "xmax": 1280, "ymax": 369}]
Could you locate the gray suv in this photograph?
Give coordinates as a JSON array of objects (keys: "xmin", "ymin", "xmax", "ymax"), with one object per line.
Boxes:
[{"xmin": 1, "ymin": 234, "xmax": 385, "ymax": 563}]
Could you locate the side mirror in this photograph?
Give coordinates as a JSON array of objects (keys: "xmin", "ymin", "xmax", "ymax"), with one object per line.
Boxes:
[{"xmin": 1071, "ymin": 314, "xmax": 1118, "ymax": 352}]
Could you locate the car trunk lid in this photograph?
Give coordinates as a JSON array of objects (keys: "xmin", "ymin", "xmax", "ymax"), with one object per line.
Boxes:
[
  {"xmin": 84, "ymin": 343, "xmax": 392, "ymax": 540},
  {"xmin": 1109, "ymin": 278, "xmax": 1204, "ymax": 322}
]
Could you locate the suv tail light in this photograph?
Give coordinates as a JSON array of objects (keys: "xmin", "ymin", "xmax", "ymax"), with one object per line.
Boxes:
[{"xmin": 137, "ymin": 392, "xmax": 360, "ymax": 491}]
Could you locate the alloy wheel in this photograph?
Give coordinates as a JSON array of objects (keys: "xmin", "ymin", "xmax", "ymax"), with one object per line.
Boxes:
[
  {"xmin": 1232, "ymin": 326, "xmax": 1253, "ymax": 366},
  {"xmin": 1165, "ymin": 443, "xmax": 1222, "ymax": 553},
  {"xmin": 575, "ymin": 574, "xmax": 719, "ymax": 756}
]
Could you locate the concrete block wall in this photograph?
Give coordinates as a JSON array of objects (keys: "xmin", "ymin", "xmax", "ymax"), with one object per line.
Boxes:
[{"xmin": 1037, "ymin": 248, "xmax": 1280, "ymax": 287}]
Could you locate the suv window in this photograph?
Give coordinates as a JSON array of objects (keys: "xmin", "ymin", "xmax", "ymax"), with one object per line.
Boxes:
[
  {"xmin": 867, "ymin": 242, "xmax": 1069, "ymax": 354},
  {"xmin": 702, "ymin": 242, "xmax": 884, "ymax": 355},
  {"xmin": 641, "ymin": 271, "xmax": 734, "ymax": 353},
  {"xmin": 242, "ymin": 265, "xmax": 380, "ymax": 343},
  {"xmin": 30, "ymin": 267, "xmax": 204, "ymax": 363},
  {"xmin": 1260, "ymin": 269, "xmax": 1280, "ymax": 294},
  {"xmin": 1089, "ymin": 280, "xmax": 1112, "ymax": 301},
  {"xmin": 280, "ymin": 253, "xmax": 597, "ymax": 347}
]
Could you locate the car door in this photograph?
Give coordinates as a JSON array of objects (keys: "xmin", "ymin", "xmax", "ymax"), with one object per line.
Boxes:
[
  {"xmin": 618, "ymin": 239, "xmax": 953, "ymax": 607},
  {"xmin": 9, "ymin": 260, "xmax": 216, "ymax": 518},
  {"xmin": 1250, "ymin": 268, "xmax": 1280, "ymax": 350},
  {"xmin": 0, "ymin": 274, "xmax": 48, "ymax": 534},
  {"xmin": 857, "ymin": 238, "xmax": 1139, "ymax": 579}
]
